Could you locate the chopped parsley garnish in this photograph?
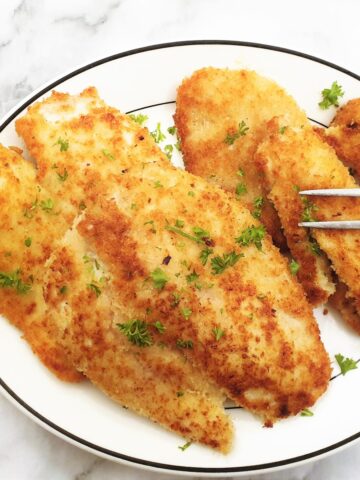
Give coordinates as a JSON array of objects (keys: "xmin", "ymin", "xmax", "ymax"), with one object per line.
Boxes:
[
  {"xmin": 186, "ymin": 271, "xmax": 199, "ymax": 284},
  {"xmin": 175, "ymin": 140, "xmax": 181, "ymax": 151},
  {"xmin": 178, "ymin": 441, "xmax": 192, "ymax": 451},
  {"xmin": 40, "ymin": 199, "xmax": 54, "ymax": 213},
  {"xmin": 87, "ymin": 283, "xmax": 101, "ymax": 297},
  {"xmin": 301, "ymin": 408, "xmax": 314, "ymax": 417},
  {"xmin": 224, "ymin": 121, "xmax": 249, "ymax": 145},
  {"xmin": 176, "ymin": 339, "xmax": 193, "ymax": 349},
  {"xmin": 188, "ymin": 191, "xmax": 195, "ymax": 197},
  {"xmin": 175, "ymin": 219, "xmax": 185, "ymax": 228},
  {"xmin": 279, "ymin": 126, "xmax": 287, "ymax": 134},
  {"xmin": 237, "ymin": 168, "xmax": 245, "ymax": 177},
  {"xmin": 319, "ymin": 81, "xmax": 344, "ymax": 110},
  {"xmin": 235, "ymin": 182, "xmax": 247, "ymax": 197},
  {"xmin": 180, "ymin": 307, "xmax": 192, "ymax": 320},
  {"xmin": 171, "ymin": 292, "xmax": 181, "ymax": 307},
  {"xmin": 335, "ymin": 353, "xmax": 358, "ymax": 375},
  {"xmin": 79, "ymin": 201, "xmax": 86, "ymax": 210},
  {"xmin": 235, "ymin": 225, "xmax": 265, "ymax": 251},
  {"xmin": 144, "ymin": 220, "xmax": 156, "ymax": 233},
  {"xmin": 57, "ymin": 168, "xmax": 68, "ymax": 182},
  {"xmin": 176, "ymin": 391, "xmax": 184, "ymax": 397},
  {"xmin": 164, "ymin": 144, "xmax": 173, "ymax": 160},
  {"xmin": 165, "ymin": 225, "xmax": 205, "ymax": 244},
  {"xmin": 150, "ymin": 268, "xmax": 169, "ymax": 290},
  {"xmin": 154, "ymin": 180, "xmax": 163, "ymax": 188},
  {"xmin": 24, "ymin": 237, "xmax": 32, "ymax": 247},
  {"xmin": 309, "ymin": 238, "xmax": 321, "ymax": 256},
  {"xmin": 192, "ymin": 226, "xmax": 210, "ymax": 241},
  {"xmin": 129, "ymin": 113, "xmax": 148, "ymax": 125},
  {"xmin": 153, "ymin": 320, "xmax": 166, "ymax": 334},
  {"xmin": 211, "ymin": 251, "xmax": 243, "ymax": 275},
  {"xmin": 23, "ymin": 199, "xmax": 38, "ymax": 219},
  {"xmin": 0, "ymin": 269, "xmax": 31, "ymax": 294},
  {"xmin": 102, "ymin": 149, "xmax": 115, "ymax": 160},
  {"xmin": 289, "ymin": 259, "xmax": 300, "ymax": 275},
  {"xmin": 117, "ymin": 319, "xmax": 153, "ymax": 347},
  {"xmin": 55, "ymin": 137, "xmax": 69, "ymax": 152},
  {"xmin": 59, "ymin": 285, "xmax": 68, "ymax": 295},
  {"xmin": 199, "ymin": 247, "xmax": 213, "ymax": 266},
  {"xmin": 150, "ymin": 123, "xmax": 166, "ymax": 143},
  {"xmin": 301, "ymin": 197, "xmax": 318, "ymax": 222},
  {"xmin": 252, "ymin": 196, "xmax": 264, "ymax": 219},
  {"xmin": 212, "ymin": 326, "xmax": 225, "ymax": 341},
  {"xmin": 292, "ymin": 185, "xmax": 300, "ymax": 192},
  {"xmin": 167, "ymin": 126, "xmax": 176, "ymax": 135}
]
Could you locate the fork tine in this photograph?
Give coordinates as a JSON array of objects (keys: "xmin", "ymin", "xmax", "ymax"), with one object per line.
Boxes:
[
  {"xmin": 299, "ymin": 221, "xmax": 360, "ymax": 229},
  {"xmin": 299, "ymin": 189, "xmax": 360, "ymax": 197}
]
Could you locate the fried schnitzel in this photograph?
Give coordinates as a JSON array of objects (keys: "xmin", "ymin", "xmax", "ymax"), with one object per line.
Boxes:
[
  {"xmin": 16, "ymin": 89, "xmax": 331, "ymax": 431},
  {"xmin": 175, "ymin": 68, "xmax": 308, "ymax": 249}
]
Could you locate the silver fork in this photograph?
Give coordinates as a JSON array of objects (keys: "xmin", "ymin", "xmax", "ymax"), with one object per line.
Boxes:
[{"xmin": 298, "ymin": 189, "xmax": 360, "ymax": 229}]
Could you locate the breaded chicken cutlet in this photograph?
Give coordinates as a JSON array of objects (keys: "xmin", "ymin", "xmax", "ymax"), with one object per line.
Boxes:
[
  {"xmin": 0, "ymin": 145, "xmax": 82, "ymax": 381},
  {"xmin": 174, "ymin": 67, "xmax": 308, "ymax": 249},
  {"xmin": 255, "ymin": 119, "xmax": 360, "ymax": 324},
  {"xmin": 15, "ymin": 88, "xmax": 330, "ymax": 436}
]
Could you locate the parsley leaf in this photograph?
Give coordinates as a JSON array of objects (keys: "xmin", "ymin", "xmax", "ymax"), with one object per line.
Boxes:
[
  {"xmin": 154, "ymin": 180, "xmax": 163, "ymax": 188},
  {"xmin": 164, "ymin": 144, "xmax": 173, "ymax": 160},
  {"xmin": 87, "ymin": 283, "xmax": 101, "ymax": 297},
  {"xmin": 212, "ymin": 326, "xmax": 225, "ymax": 341},
  {"xmin": 180, "ymin": 307, "xmax": 192, "ymax": 320},
  {"xmin": 309, "ymin": 238, "xmax": 321, "ymax": 256},
  {"xmin": 192, "ymin": 226, "xmax": 210, "ymax": 240},
  {"xmin": 289, "ymin": 259, "xmax": 300, "ymax": 275},
  {"xmin": 55, "ymin": 137, "xmax": 69, "ymax": 152},
  {"xmin": 165, "ymin": 225, "xmax": 205, "ymax": 244},
  {"xmin": 279, "ymin": 126, "xmax": 287, "ymax": 134},
  {"xmin": 178, "ymin": 441, "xmax": 192, "ymax": 451},
  {"xmin": 24, "ymin": 237, "xmax": 32, "ymax": 247},
  {"xmin": 129, "ymin": 113, "xmax": 148, "ymax": 125},
  {"xmin": 252, "ymin": 196, "xmax": 264, "ymax": 220},
  {"xmin": 150, "ymin": 268, "xmax": 169, "ymax": 290},
  {"xmin": 176, "ymin": 339, "xmax": 193, "ymax": 349},
  {"xmin": 224, "ymin": 121, "xmax": 249, "ymax": 145},
  {"xmin": 199, "ymin": 247, "xmax": 213, "ymax": 266},
  {"xmin": 235, "ymin": 182, "xmax": 247, "ymax": 197},
  {"xmin": 335, "ymin": 353, "xmax": 358, "ymax": 375},
  {"xmin": 301, "ymin": 408, "xmax": 314, "ymax": 417},
  {"xmin": 40, "ymin": 199, "xmax": 55, "ymax": 213},
  {"xmin": 211, "ymin": 251, "xmax": 243, "ymax": 275},
  {"xmin": 319, "ymin": 81, "xmax": 344, "ymax": 110},
  {"xmin": 117, "ymin": 319, "xmax": 153, "ymax": 347},
  {"xmin": 0, "ymin": 269, "xmax": 31, "ymax": 294},
  {"xmin": 57, "ymin": 168, "xmax": 68, "ymax": 182},
  {"xmin": 153, "ymin": 320, "xmax": 166, "ymax": 334},
  {"xmin": 301, "ymin": 197, "xmax": 318, "ymax": 222},
  {"xmin": 167, "ymin": 126, "xmax": 177, "ymax": 135},
  {"xmin": 186, "ymin": 271, "xmax": 199, "ymax": 284},
  {"xmin": 150, "ymin": 123, "xmax": 166, "ymax": 143},
  {"xmin": 175, "ymin": 219, "xmax": 184, "ymax": 228},
  {"xmin": 237, "ymin": 168, "xmax": 245, "ymax": 177},
  {"xmin": 102, "ymin": 149, "xmax": 115, "ymax": 160},
  {"xmin": 235, "ymin": 225, "xmax": 265, "ymax": 251}
]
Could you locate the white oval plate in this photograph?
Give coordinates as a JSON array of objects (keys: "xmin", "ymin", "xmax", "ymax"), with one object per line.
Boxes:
[{"xmin": 1, "ymin": 41, "xmax": 360, "ymax": 477}]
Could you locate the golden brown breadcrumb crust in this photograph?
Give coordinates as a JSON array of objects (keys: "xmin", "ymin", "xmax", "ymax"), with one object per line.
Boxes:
[{"xmin": 174, "ymin": 68, "xmax": 308, "ymax": 249}]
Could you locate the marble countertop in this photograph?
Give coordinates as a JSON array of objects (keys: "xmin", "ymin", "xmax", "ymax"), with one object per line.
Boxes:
[{"xmin": 0, "ymin": 0, "xmax": 359, "ymax": 479}]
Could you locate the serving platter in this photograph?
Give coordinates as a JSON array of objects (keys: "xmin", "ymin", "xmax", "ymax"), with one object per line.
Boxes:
[{"xmin": 0, "ymin": 41, "xmax": 360, "ymax": 476}]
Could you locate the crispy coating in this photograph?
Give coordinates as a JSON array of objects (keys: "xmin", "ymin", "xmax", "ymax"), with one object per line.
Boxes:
[
  {"xmin": 255, "ymin": 119, "xmax": 360, "ymax": 316},
  {"xmin": 174, "ymin": 68, "xmax": 308, "ymax": 248},
  {"xmin": 0, "ymin": 145, "xmax": 82, "ymax": 381},
  {"xmin": 16, "ymin": 88, "xmax": 330, "ymax": 447},
  {"xmin": 329, "ymin": 281, "xmax": 360, "ymax": 335},
  {"xmin": 317, "ymin": 99, "xmax": 360, "ymax": 177}
]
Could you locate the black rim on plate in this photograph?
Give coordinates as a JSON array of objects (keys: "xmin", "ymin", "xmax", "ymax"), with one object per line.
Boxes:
[{"xmin": 0, "ymin": 40, "xmax": 359, "ymax": 474}]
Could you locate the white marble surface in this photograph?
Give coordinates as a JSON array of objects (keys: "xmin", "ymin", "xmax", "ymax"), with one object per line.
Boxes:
[{"xmin": 0, "ymin": 0, "xmax": 359, "ymax": 478}]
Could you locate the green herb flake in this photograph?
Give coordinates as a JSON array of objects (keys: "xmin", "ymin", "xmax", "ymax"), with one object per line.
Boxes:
[
  {"xmin": 176, "ymin": 339, "xmax": 193, "ymax": 349},
  {"xmin": 0, "ymin": 269, "xmax": 31, "ymax": 294},
  {"xmin": 301, "ymin": 408, "xmax": 314, "ymax": 417},
  {"xmin": 59, "ymin": 285, "xmax": 68, "ymax": 295},
  {"xmin": 102, "ymin": 149, "xmax": 115, "ymax": 160},
  {"xmin": 188, "ymin": 191, "xmax": 195, "ymax": 197},
  {"xmin": 129, "ymin": 113, "xmax": 148, "ymax": 125},
  {"xmin": 153, "ymin": 320, "xmax": 166, "ymax": 334},
  {"xmin": 150, "ymin": 123, "xmax": 166, "ymax": 143},
  {"xmin": 252, "ymin": 196, "xmax": 264, "ymax": 219},
  {"xmin": 176, "ymin": 391, "xmax": 184, "ymax": 397},
  {"xmin": 289, "ymin": 259, "xmax": 300, "ymax": 275},
  {"xmin": 117, "ymin": 319, "xmax": 153, "ymax": 347},
  {"xmin": 180, "ymin": 307, "xmax": 192, "ymax": 320},
  {"xmin": 178, "ymin": 441, "xmax": 192, "ymax": 451},
  {"xmin": 150, "ymin": 268, "xmax": 169, "ymax": 290},
  {"xmin": 211, "ymin": 251, "xmax": 243, "ymax": 275},
  {"xmin": 192, "ymin": 226, "xmax": 210, "ymax": 240},
  {"xmin": 212, "ymin": 326, "xmax": 225, "ymax": 341},
  {"xmin": 335, "ymin": 353, "xmax": 358, "ymax": 375},
  {"xmin": 171, "ymin": 292, "xmax": 181, "ymax": 307},
  {"xmin": 24, "ymin": 237, "xmax": 32, "ymax": 247},
  {"xmin": 279, "ymin": 126, "xmax": 288, "ymax": 134},
  {"xmin": 87, "ymin": 283, "xmax": 101, "ymax": 297},
  {"xmin": 154, "ymin": 180, "xmax": 163, "ymax": 188},
  {"xmin": 79, "ymin": 201, "xmax": 87, "ymax": 210},
  {"xmin": 224, "ymin": 121, "xmax": 249, "ymax": 145},
  {"xmin": 40, "ymin": 199, "xmax": 55, "ymax": 213},
  {"xmin": 175, "ymin": 219, "xmax": 185, "ymax": 228},
  {"xmin": 165, "ymin": 225, "xmax": 204, "ymax": 244},
  {"xmin": 23, "ymin": 199, "xmax": 38, "ymax": 219},
  {"xmin": 57, "ymin": 168, "xmax": 68, "ymax": 182},
  {"xmin": 186, "ymin": 271, "xmax": 199, "ymax": 284},
  {"xmin": 199, "ymin": 247, "xmax": 213, "ymax": 266},
  {"xmin": 164, "ymin": 144, "xmax": 173, "ymax": 160},
  {"xmin": 167, "ymin": 126, "xmax": 176, "ymax": 135},
  {"xmin": 55, "ymin": 137, "xmax": 69, "ymax": 152},
  {"xmin": 235, "ymin": 225, "xmax": 266, "ymax": 251},
  {"xmin": 319, "ymin": 81, "xmax": 344, "ymax": 110},
  {"xmin": 236, "ymin": 168, "xmax": 245, "ymax": 177},
  {"xmin": 235, "ymin": 182, "xmax": 247, "ymax": 197},
  {"xmin": 301, "ymin": 197, "xmax": 318, "ymax": 222}
]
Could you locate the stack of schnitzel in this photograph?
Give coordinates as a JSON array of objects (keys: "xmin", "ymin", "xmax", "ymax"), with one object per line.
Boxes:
[{"xmin": 1, "ymin": 67, "xmax": 358, "ymax": 451}]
